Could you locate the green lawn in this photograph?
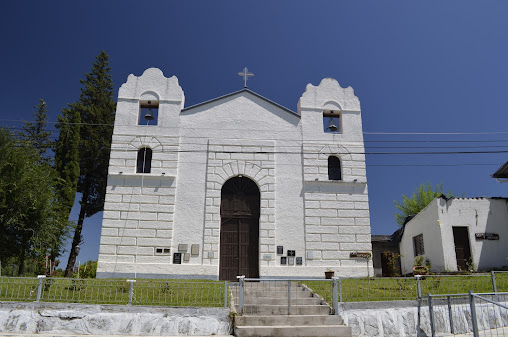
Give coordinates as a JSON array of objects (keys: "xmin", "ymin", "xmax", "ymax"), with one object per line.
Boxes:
[
  {"xmin": 2, "ymin": 273, "xmax": 508, "ymax": 306},
  {"xmin": 304, "ymin": 273, "xmax": 508, "ymax": 303},
  {"xmin": 0, "ymin": 277, "xmax": 227, "ymax": 307}
]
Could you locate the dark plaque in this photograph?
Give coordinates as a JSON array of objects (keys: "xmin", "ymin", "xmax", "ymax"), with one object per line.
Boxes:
[
  {"xmin": 287, "ymin": 250, "xmax": 296, "ymax": 257},
  {"xmin": 475, "ymin": 233, "xmax": 499, "ymax": 240},
  {"xmin": 350, "ymin": 252, "xmax": 371, "ymax": 259},
  {"xmin": 296, "ymin": 257, "xmax": 302, "ymax": 265},
  {"xmin": 173, "ymin": 253, "xmax": 182, "ymax": 264},
  {"xmin": 277, "ymin": 246, "xmax": 283, "ymax": 255},
  {"xmin": 281, "ymin": 257, "xmax": 287, "ymax": 265}
]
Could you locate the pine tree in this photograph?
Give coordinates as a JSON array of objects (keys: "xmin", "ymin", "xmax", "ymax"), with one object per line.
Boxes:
[
  {"xmin": 21, "ymin": 99, "xmax": 52, "ymax": 161},
  {"xmin": 64, "ymin": 51, "xmax": 116, "ymax": 277},
  {"xmin": 53, "ymin": 105, "xmax": 81, "ymax": 260}
]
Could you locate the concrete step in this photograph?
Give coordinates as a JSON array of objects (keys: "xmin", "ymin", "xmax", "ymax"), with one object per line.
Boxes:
[
  {"xmin": 240, "ymin": 304, "xmax": 331, "ymax": 315},
  {"xmin": 235, "ymin": 314, "xmax": 344, "ymax": 326},
  {"xmin": 240, "ymin": 297, "xmax": 323, "ymax": 305},
  {"xmin": 235, "ymin": 325, "xmax": 352, "ymax": 337}
]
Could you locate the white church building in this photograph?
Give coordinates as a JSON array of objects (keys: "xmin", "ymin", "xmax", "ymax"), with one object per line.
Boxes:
[{"xmin": 96, "ymin": 68, "xmax": 372, "ymax": 280}]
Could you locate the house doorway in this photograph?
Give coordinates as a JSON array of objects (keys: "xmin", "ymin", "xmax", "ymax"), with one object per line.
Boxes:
[
  {"xmin": 219, "ymin": 176, "xmax": 260, "ymax": 281},
  {"xmin": 453, "ymin": 227, "xmax": 472, "ymax": 271}
]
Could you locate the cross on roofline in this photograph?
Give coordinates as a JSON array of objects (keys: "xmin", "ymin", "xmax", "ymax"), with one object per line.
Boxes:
[{"xmin": 238, "ymin": 67, "xmax": 254, "ymax": 88}]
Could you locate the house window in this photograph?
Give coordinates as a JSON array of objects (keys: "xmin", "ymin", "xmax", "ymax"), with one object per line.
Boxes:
[
  {"xmin": 323, "ymin": 110, "xmax": 341, "ymax": 133},
  {"xmin": 328, "ymin": 156, "xmax": 341, "ymax": 180},
  {"xmin": 136, "ymin": 147, "xmax": 152, "ymax": 173},
  {"xmin": 413, "ymin": 234, "xmax": 425, "ymax": 257},
  {"xmin": 138, "ymin": 100, "xmax": 159, "ymax": 125}
]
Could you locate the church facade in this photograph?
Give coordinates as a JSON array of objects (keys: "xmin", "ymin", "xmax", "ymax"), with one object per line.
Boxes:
[{"xmin": 96, "ymin": 68, "xmax": 373, "ymax": 280}]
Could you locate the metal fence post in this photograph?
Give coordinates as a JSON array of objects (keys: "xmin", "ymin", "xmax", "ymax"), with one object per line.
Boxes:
[
  {"xmin": 447, "ymin": 295, "xmax": 454, "ymax": 334},
  {"xmin": 339, "ymin": 277, "xmax": 343, "ymax": 303},
  {"xmin": 237, "ymin": 276, "xmax": 245, "ymax": 315},
  {"xmin": 332, "ymin": 277, "xmax": 339, "ymax": 315},
  {"xmin": 35, "ymin": 275, "xmax": 45, "ymax": 302},
  {"xmin": 126, "ymin": 280, "xmax": 136, "ymax": 305},
  {"xmin": 287, "ymin": 280, "xmax": 292, "ymax": 315},
  {"xmin": 224, "ymin": 281, "xmax": 228, "ymax": 308},
  {"xmin": 416, "ymin": 275, "xmax": 422, "ymax": 299},
  {"xmin": 491, "ymin": 271, "xmax": 497, "ymax": 292},
  {"xmin": 469, "ymin": 291, "xmax": 479, "ymax": 337},
  {"xmin": 428, "ymin": 294, "xmax": 435, "ymax": 337}
]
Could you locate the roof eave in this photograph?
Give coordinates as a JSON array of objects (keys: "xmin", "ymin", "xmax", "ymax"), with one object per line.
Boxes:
[{"xmin": 181, "ymin": 88, "xmax": 299, "ymax": 117}]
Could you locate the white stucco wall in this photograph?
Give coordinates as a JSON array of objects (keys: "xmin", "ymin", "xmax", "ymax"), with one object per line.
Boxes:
[
  {"xmin": 400, "ymin": 197, "xmax": 508, "ymax": 274},
  {"xmin": 97, "ymin": 69, "xmax": 373, "ymax": 279},
  {"xmin": 439, "ymin": 198, "xmax": 508, "ymax": 271},
  {"xmin": 399, "ymin": 199, "xmax": 444, "ymax": 275}
]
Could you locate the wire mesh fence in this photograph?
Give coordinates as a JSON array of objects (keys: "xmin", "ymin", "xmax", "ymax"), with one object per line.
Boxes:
[
  {"xmin": 39, "ymin": 278, "xmax": 130, "ymax": 304},
  {"xmin": 132, "ymin": 280, "xmax": 226, "ymax": 307},
  {"xmin": 420, "ymin": 274, "xmax": 494, "ymax": 297},
  {"xmin": 425, "ymin": 292, "xmax": 508, "ymax": 337},
  {"xmin": 0, "ymin": 276, "xmax": 39, "ymax": 302},
  {"xmin": 341, "ymin": 277, "xmax": 418, "ymax": 302},
  {"xmin": 471, "ymin": 293, "xmax": 508, "ymax": 337},
  {"xmin": 494, "ymin": 271, "xmax": 508, "ymax": 292},
  {"xmin": 1, "ymin": 272, "xmax": 508, "ymax": 309}
]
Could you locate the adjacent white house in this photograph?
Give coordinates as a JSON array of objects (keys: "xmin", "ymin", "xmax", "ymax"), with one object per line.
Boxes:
[
  {"xmin": 96, "ymin": 68, "xmax": 373, "ymax": 280},
  {"xmin": 398, "ymin": 196, "xmax": 508, "ymax": 274}
]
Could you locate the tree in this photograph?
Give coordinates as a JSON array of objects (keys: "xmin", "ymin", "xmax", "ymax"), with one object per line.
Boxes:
[
  {"xmin": 64, "ymin": 51, "xmax": 116, "ymax": 277},
  {"xmin": 21, "ymin": 99, "xmax": 52, "ymax": 161},
  {"xmin": 0, "ymin": 129, "xmax": 64, "ymax": 275},
  {"xmin": 394, "ymin": 182, "xmax": 454, "ymax": 226},
  {"xmin": 53, "ymin": 105, "xmax": 81, "ymax": 260}
]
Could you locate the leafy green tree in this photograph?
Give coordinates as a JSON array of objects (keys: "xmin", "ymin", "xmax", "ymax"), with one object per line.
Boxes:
[
  {"xmin": 21, "ymin": 99, "xmax": 52, "ymax": 161},
  {"xmin": 65, "ymin": 51, "xmax": 116, "ymax": 277},
  {"xmin": 0, "ymin": 129, "xmax": 64, "ymax": 275},
  {"xmin": 394, "ymin": 182, "xmax": 454, "ymax": 226}
]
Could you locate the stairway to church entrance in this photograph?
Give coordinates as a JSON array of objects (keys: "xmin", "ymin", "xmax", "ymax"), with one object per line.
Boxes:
[
  {"xmin": 231, "ymin": 280, "xmax": 352, "ymax": 337},
  {"xmin": 219, "ymin": 177, "xmax": 260, "ymax": 281}
]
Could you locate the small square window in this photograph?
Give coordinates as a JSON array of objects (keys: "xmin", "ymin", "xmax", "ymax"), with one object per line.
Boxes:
[{"xmin": 139, "ymin": 100, "xmax": 159, "ymax": 125}]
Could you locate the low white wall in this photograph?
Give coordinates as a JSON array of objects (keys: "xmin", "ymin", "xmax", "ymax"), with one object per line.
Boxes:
[
  {"xmin": 341, "ymin": 299, "xmax": 508, "ymax": 337},
  {"xmin": 0, "ymin": 302, "xmax": 231, "ymax": 336}
]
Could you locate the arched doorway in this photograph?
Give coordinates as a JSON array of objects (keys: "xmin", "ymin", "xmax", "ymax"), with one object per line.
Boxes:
[{"xmin": 219, "ymin": 176, "xmax": 260, "ymax": 281}]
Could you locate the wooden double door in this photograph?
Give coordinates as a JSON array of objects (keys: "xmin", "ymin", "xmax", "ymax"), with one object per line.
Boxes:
[{"xmin": 219, "ymin": 177, "xmax": 260, "ymax": 281}]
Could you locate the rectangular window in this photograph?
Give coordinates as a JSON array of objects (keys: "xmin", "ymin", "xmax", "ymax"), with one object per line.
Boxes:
[
  {"xmin": 155, "ymin": 247, "xmax": 170, "ymax": 255},
  {"xmin": 139, "ymin": 100, "xmax": 159, "ymax": 125},
  {"xmin": 413, "ymin": 234, "xmax": 424, "ymax": 257}
]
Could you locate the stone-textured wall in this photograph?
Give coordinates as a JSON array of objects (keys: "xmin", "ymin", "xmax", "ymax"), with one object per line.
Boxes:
[
  {"xmin": 0, "ymin": 302, "xmax": 231, "ymax": 336},
  {"xmin": 98, "ymin": 68, "xmax": 374, "ymax": 279},
  {"xmin": 342, "ymin": 299, "xmax": 508, "ymax": 337}
]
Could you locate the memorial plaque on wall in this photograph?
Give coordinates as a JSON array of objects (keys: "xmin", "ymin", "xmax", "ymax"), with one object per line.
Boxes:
[
  {"xmin": 288, "ymin": 257, "xmax": 295, "ymax": 265},
  {"xmin": 281, "ymin": 257, "xmax": 287, "ymax": 265},
  {"xmin": 475, "ymin": 233, "xmax": 499, "ymax": 240},
  {"xmin": 287, "ymin": 250, "xmax": 296, "ymax": 257},
  {"xmin": 296, "ymin": 257, "xmax": 302, "ymax": 265},
  {"xmin": 277, "ymin": 246, "xmax": 283, "ymax": 255},
  {"xmin": 173, "ymin": 253, "xmax": 182, "ymax": 264}
]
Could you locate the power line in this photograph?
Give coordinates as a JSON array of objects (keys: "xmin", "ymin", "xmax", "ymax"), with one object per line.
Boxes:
[
  {"xmin": 2, "ymin": 118, "xmax": 508, "ymax": 136},
  {"xmin": 7, "ymin": 142, "xmax": 508, "ymax": 156}
]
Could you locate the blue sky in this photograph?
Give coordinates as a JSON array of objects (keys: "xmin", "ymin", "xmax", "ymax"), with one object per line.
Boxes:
[{"xmin": 1, "ymin": 1, "xmax": 507, "ymax": 267}]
